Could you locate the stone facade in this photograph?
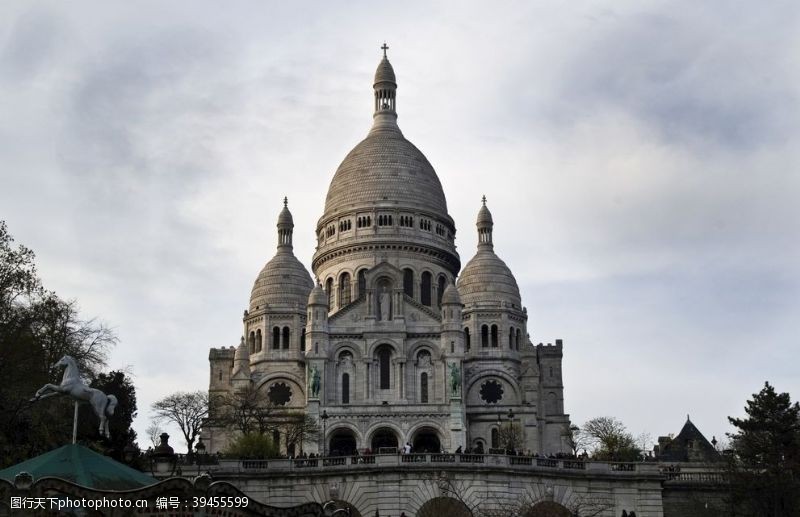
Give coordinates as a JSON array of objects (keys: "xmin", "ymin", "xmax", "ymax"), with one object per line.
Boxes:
[{"xmin": 205, "ymin": 50, "xmax": 571, "ymax": 460}]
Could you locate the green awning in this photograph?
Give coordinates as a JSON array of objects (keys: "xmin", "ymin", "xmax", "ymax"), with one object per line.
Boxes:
[{"xmin": 0, "ymin": 444, "xmax": 156, "ymax": 490}]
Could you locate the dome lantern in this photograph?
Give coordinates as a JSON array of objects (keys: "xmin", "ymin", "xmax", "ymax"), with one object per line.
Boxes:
[
  {"xmin": 277, "ymin": 196, "xmax": 294, "ymax": 249},
  {"xmin": 374, "ymin": 42, "xmax": 397, "ymax": 118},
  {"xmin": 477, "ymin": 195, "xmax": 494, "ymax": 250}
]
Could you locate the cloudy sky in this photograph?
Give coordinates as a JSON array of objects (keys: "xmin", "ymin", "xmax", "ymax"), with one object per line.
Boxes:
[{"xmin": 1, "ymin": 1, "xmax": 798, "ymax": 451}]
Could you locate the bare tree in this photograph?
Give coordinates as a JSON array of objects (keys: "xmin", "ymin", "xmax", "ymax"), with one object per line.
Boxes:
[
  {"xmin": 213, "ymin": 385, "xmax": 278, "ymax": 435},
  {"xmin": 497, "ymin": 422, "xmax": 525, "ymax": 452},
  {"xmin": 281, "ymin": 412, "xmax": 319, "ymax": 455},
  {"xmin": 151, "ymin": 391, "xmax": 208, "ymax": 453},
  {"xmin": 146, "ymin": 421, "xmax": 163, "ymax": 449}
]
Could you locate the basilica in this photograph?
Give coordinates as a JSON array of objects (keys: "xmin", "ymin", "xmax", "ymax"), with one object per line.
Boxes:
[{"xmin": 205, "ymin": 49, "xmax": 572, "ymax": 457}]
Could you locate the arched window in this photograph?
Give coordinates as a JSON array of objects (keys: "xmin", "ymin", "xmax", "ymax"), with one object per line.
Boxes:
[
  {"xmin": 437, "ymin": 275, "xmax": 446, "ymax": 307},
  {"xmin": 282, "ymin": 326, "xmax": 290, "ymax": 349},
  {"xmin": 377, "ymin": 345, "xmax": 392, "ymax": 390},
  {"xmin": 403, "ymin": 268, "xmax": 414, "ymax": 298},
  {"xmin": 491, "ymin": 325, "xmax": 498, "ymax": 347},
  {"xmin": 516, "ymin": 329, "xmax": 521, "ymax": 350},
  {"xmin": 464, "ymin": 327, "xmax": 471, "ymax": 350},
  {"xmin": 491, "ymin": 428, "xmax": 499, "ymax": 449},
  {"xmin": 342, "ymin": 373, "xmax": 350, "ymax": 404},
  {"xmin": 325, "ymin": 277, "xmax": 334, "ymax": 308},
  {"xmin": 481, "ymin": 325, "xmax": 489, "ymax": 348},
  {"xmin": 300, "ymin": 328, "xmax": 306, "ymax": 351},
  {"xmin": 509, "ymin": 327, "xmax": 514, "ymax": 349},
  {"xmin": 256, "ymin": 329, "xmax": 262, "ymax": 352},
  {"xmin": 272, "ymin": 327, "xmax": 280, "ymax": 349},
  {"xmin": 421, "ymin": 272, "xmax": 432, "ymax": 306},
  {"xmin": 249, "ymin": 331, "xmax": 255, "ymax": 354},
  {"xmin": 340, "ymin": 273, "xmax": 351, "ymax": 306},
  {"xmin": 357, "ymin": 269, "xmax": 367, "ymax": 298},
  {"xmin": 420, "ymin": 373, "xmax": 429, "ymax": 403}
]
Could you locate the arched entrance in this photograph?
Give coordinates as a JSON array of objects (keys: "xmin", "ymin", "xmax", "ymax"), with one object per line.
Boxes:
[
  {"xmin": 523, "ymin": 501, "xmax": 572, "ymax": 517},
  {"xmin": 412, "ymin": 427, "xmax": 442, "ymax": 453},
  {"xmin": 331, "ymin": 501, "xmax": 362, "ymax": 517},
  {"xmin": 417, "ymin": 497, "xmax": 470, "ymax": 517},
  {"xmin": 370, "ymin": 427, "xmax": 399, "ymax": 452},
  {"xmin": 328, "ymin": 429, "xmax": 357, "ymax": 456}
]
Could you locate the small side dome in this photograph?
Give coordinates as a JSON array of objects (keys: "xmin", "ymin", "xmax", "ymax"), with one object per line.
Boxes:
[
  {"xmin": 457, "ymin": 197, "xmax": 522, "ymax": 308},
  {"xmin": 441, "ymin": 283, "xmax": 461, "ymax": 305},
  {"xmin": 249, "ymin": 200, "xmax": 313, "ymax": 311},
  {"xmin": 457, "ymin": 251, "xmax": 521, "ymax": 308},
  {"xmin": 308, "ymin": 284, "xmax": 328, "ymax": 307}
]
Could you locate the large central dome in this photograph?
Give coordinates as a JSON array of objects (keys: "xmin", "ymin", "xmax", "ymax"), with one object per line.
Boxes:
[
  {"xmin": 313, "ymin": 50, "xmax": 459, "ymax": 279},
  {"xmin": 321, "ymin": 54, "xmax": 449, "ymax": 220},
  {"xmin": 323, "ymin": 124, "xmax": 449, "ymax": 217}
]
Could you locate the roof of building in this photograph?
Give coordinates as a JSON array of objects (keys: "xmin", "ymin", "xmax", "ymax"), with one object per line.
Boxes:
[
  {"xmin": 374, "ymin": 56, "xmax": 396, "ymax": 85},
  {"xmin": 657, "ymin": 416, "xmax": 721, "ymax": 462},
  {"xmin": 321, "ymin": 53, "xmax": 449, "ymax": 222},
  {"xmin": 250, "ymin": 203, "xmax": 313, "ymax": 312},
  {"xmin": 0, "ymin": 444, "xmax": 156, "ymax": 490},
  {"xmin": 308, "ymin": 283, "xmax": 328, "ymax": 306},
  {"xmin": 457, "ymin": 200, "xmax": 522, "ymax": 308}
]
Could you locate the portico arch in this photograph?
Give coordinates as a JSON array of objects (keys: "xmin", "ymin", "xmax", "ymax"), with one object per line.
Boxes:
[
  {"xmin": 368, "ymin": 426, "xmax": 400, "ymax": 452},
  {"xmin": 417, "ymin": 497, "xmax": 470, "ymax": 517},
  {"xmin": 328, "ymin": 429, "xmax": 358, "ymax": 456},
  {"xmin": 523, "ymin": 501, "xmax": 573, "ymax": 517},
  {"xmin": 410, "ymin": 426, "xmax": 442, "ymax": 453}
]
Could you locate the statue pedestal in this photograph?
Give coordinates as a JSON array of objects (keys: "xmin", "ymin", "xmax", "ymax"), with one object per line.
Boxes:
[{"xmin": 449, "ymin": 397, "xmax": 466, "ymax": 451}]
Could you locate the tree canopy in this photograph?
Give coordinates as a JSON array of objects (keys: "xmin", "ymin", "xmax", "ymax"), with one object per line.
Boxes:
[
  {"xmin": 578, "ymin": 416, "xmax": 642, "ymax": 462},
  {"xmin": 727, "ymin": 382, "xmax": 800, "ymax": 516},
  {"xmin": 152, "ymin": 391, "xmax": 208, "ymax": 454},
  {"xmin": 0, "ymin": 221, "xmax": 133, "ymax": 467}
]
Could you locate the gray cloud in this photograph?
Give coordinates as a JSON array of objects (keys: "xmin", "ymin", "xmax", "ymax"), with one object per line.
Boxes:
[{"xmin": 0, "ymin": 0, "xmax": 797, "ymax": 449}]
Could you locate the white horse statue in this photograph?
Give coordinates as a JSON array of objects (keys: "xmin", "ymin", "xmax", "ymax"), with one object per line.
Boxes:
[{"xmin": 30, "ymin": 355, "xmax": 118, "ymax": 438}]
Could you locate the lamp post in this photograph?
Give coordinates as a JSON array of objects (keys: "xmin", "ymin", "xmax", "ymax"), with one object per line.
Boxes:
[
  {"xmin": 321, "ymin": 410, "xmax": 329, "ymax": 457},
  {"xmin": 150, "ymin": 432, "xmax": 177, "ymax": 478}
]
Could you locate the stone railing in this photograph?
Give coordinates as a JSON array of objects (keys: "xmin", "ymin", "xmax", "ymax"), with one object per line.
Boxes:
[
  {"xmin": 216, "ymin": 454, "xmax": 658, "ymax": 477},
  {"xmin": 663, "ymin": 471, "xmax": 727, "ymax": 484}
]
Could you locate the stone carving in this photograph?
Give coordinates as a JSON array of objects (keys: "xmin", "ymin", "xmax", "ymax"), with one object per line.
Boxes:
[
  {"xmin": 449, "ymin": 362, "xmax": 461, "ymax": 396},
  {"xmin": 31, "ymin": 355, "xmax": 118, "ymax": 438},
  {"xmin": 379, "ymin": 287, "xmax": 391, "ymax": 321},
  {"xmin": 309, "ymin": 364, "xmax": 321, "ymax": 398}
]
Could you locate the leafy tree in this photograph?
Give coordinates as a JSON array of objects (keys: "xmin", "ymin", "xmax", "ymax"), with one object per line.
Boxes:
[
  {"xmin": 581, "ymin": 416, "xmax": 642, "ymax": 461},
  {"xmin": 152, "ymin": 391, "xmax": 208, "ymax": 453},
  {"xmin": 82, "ymin": 370, "xmax": 138, "ymax": 463},
  {"xmin": 726, "ymin": 382, "xmax": 800, "ymax": 516},
  {"xmin": 224, "ymin": 433, "xmax": 279, "ymax": 459},
  {"xmin": 0, "ymin": 221, "xmax": 117, "ymax": 467}
]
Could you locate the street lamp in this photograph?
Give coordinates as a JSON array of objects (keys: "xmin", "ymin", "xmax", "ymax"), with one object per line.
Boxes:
[
  {"xmin": 321, "ymin": 410, "xmax": 329, "ymax": 457},
  {"xmin": 150, "ymin": 432, "xmax": 177, "ymax": 478}
]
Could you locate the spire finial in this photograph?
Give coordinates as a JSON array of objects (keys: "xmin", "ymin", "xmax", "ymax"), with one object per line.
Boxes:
[
  {"xmin": 381, "ymin": 42, "xmax": 389, "ymax": 58},
  {"xmin": 481, "ymin": 195, "xmax": 487, "ymax": 206},
  {"xmin": 283, "ymin": 196, "xmax": 288, "ymax": 208}
]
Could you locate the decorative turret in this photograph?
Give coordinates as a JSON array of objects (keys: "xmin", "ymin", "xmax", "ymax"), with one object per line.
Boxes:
[
  {"xmin": 305, "ymin": 283, "xmax": 329, "ymax": 358},
  {"xmin": 249, "ymin": 198, "xmax": 313, "ymax": 312},
  {"xmin": 277, "ymin": 196, "xmax": 293, "ymax": 248},
  {"xmin": 477, "ymin": 195, "xmax": 493, "ymax": 249},
  {"xmin": 231, "ymin": 336, "xmax": 251, "ymax": 388},
  {"xmin": 374, "ymin": 43, "xmax": 397, "ymax": 117}
]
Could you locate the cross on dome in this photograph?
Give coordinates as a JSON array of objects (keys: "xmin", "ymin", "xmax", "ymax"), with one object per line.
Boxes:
[
  {"xmin": 381, "ymin": 42, "xmax": 389, "ymax": 58},
  {"xmin": 482, "ymin": 195, "xmax": 487, "ymax": 206}
]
